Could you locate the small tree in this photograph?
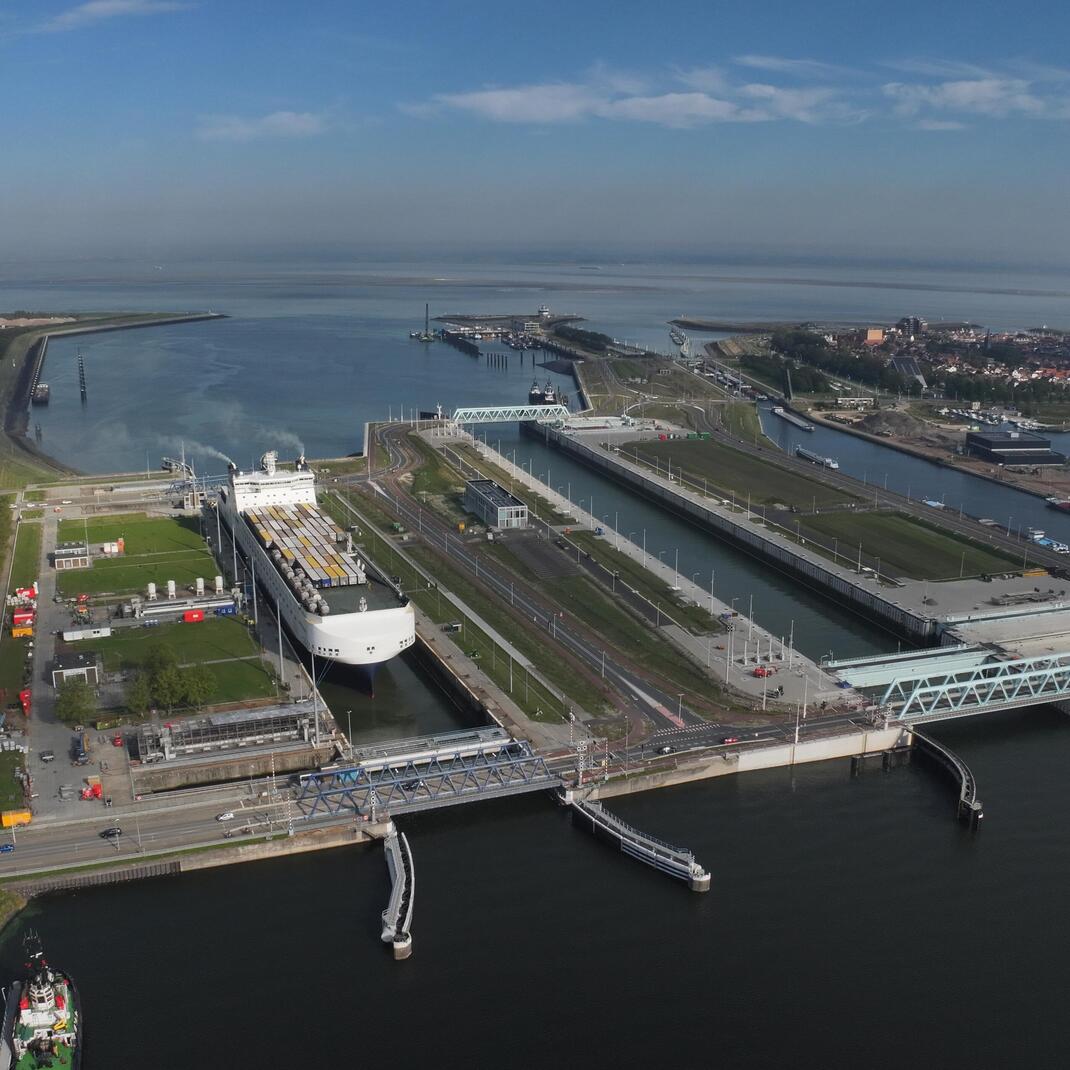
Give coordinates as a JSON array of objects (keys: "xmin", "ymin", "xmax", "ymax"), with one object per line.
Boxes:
[
  {"xmin": 144, "ymin": 642, "xmax": 177, "ymax": 678},
  {"xmin": 181, "ymin": 665, "xmax": 215, "ymax": 710},
  {"xmin": 55, "ymin": 678, "xmax": 97, "ymax": 725},
  {"xmin": 153, "ymin": 664, "xmax": 185, "ymax": 713},
  {"xmin": 125, "ymin": 672, "xmax": 153, "ymax": 716}
]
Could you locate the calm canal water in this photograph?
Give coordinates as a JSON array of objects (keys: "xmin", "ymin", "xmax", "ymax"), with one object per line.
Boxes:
[
  {"xmin": 3, "ymin": 258, "xmax": 1069, "ymax": 1066},
  {"xmin": 2, "ymin": 704, "xmax": 1066, "ymax": 1068}
]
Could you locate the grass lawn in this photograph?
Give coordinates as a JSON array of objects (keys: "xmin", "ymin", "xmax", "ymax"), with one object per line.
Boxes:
[
  {"xmin": 58, "ymin": 513, "xmax": 205, "ymax": 555},
  {"xmin": 798, "ymin": 511, "xmax": 1020, "ymax": 580},
  {"xmin": 201, "ymin": 659, "xmax": 276, "ymax": 704},
  {"xmin": 0, "ymin": 638, "xmax": 29, "ymax": 697},
  {"xmin": 57, "ymin": 548, "xmax": 218, "ymax": 597},
  {"xmin": 88, "ymin": 617, "xmax": 260, "ymax": 671},
  {"xmin": 8, "ymin": 523, "xmax": 41, "ymax": 592},
  {"xmin": 626, "ymin": 439, "xmax": 856, "ymax": 509},
  {"xmin": 0, "ymin": 752, "xmax": 25, "ymax": 810},
  {"xmin": 85, "ymin": 618, "xmax": 275, "ymax": 705},
  {"xmin": 20, "ymin": 509, "xmax": 42, "ymax": 520}
]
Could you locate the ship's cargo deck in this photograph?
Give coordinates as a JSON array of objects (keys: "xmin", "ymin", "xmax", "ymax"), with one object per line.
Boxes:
[{"xmin": 246, "ymin": 502, "xmax": 362, "ymax": 587}]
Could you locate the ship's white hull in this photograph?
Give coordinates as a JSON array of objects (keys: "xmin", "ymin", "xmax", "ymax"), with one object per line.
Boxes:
[{"xmin": 222, "ymin": 502, "xmax": 415, "ymax": 669}]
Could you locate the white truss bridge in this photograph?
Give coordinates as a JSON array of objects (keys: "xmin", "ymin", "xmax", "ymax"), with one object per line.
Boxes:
[
  {"xmin": 876, "ymin": 650, "xmax": 1070, "ymax": 723},
  {"xmin": 450, "ymin": 404, "xmax": 570, "ymax": 425}
]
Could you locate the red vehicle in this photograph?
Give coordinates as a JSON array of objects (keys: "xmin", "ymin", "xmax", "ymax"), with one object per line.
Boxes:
[
  {"xmin": 111, "ymin": 735, "xmax": 124, "ymax": 748},
  {"xmin": 752, "ymin": 666, "xmax": 771, "ymax": 678},
  {"xmin": 721, "ymin": 736, "xmax": 740, "ymax": 745},
  {"xmin": 182, "ymin": 609, "xmax": 205, "ymax": 623}
]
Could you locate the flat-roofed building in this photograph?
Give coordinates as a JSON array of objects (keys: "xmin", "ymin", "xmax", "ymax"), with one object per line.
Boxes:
[
  {"xmin": 50, "ymin": 651, "xmax": 102, "ymax": 689},
  {"xmin": 463, "ymin": 479, "xmax": 528, "ymax": 529},
  {"xmin": 965, "ymin": 430, "xmax": 1066, "ymax": 466},
  {"xmin": 53, "ymin": 541, "xmax": 90, "ymax": 570}
]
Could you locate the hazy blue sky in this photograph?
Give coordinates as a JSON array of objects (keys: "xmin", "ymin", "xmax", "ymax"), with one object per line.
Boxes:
[{"xmin": 2, "ymin": 0, "xmax": 1069, "ymax": 266}]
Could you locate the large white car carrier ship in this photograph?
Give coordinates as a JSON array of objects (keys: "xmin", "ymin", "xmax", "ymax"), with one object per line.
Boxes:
[{"xmin": 218, "ymin": 450, "xmax": 415, "ymax": 684}]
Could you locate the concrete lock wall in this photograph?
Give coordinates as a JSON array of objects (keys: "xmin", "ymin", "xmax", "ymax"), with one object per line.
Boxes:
[
  {"xmin": 536, "ymin": 426, "xmax": 937, "ymax": 642},
  {"xmin": 592, "ymin": 727, "xmax": 910, "ymax": 800}
]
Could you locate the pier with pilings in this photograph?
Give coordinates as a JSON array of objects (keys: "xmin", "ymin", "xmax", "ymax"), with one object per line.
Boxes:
[
  {"xmin": 910, "ymin": 727, "xmax": 983, "ymax": 829},
  {"xmin": 562, "ymin": 790, "xmax": 710, "ymax": 891},
  {"xmin": 380, "ymin": 824, "xmax": 415, "ymax": 960}
]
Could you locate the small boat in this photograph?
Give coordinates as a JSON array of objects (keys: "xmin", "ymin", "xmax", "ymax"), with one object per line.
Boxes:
[{"xmin": 1, "ymin": 934, "xmax": 82, "ymax": 1069}]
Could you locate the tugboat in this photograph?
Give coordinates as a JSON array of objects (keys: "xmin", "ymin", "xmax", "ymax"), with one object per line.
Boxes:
[
  {"xmin": 528, "ymin": 379, "xmax": 546, "ymax": 405},
  {"xmin": 0, "ymin": 934, "xmax": 82, "ymax": 1069}
]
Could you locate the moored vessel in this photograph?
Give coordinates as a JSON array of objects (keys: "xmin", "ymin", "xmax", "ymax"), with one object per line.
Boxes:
[
  {"xmin": 216, "ymin": 450, "xmax": 415, "ymax": 686},
  {"xmin": 772, "ymin": 406, "xmax": 814, "ymax": 431},
  {"xmin": 1, "ymin": 935, "xmax": 81, "ymax": 1069},
  {"xmin": 794, "ymin": 445, "xmax": 840, "ymax": 469}
]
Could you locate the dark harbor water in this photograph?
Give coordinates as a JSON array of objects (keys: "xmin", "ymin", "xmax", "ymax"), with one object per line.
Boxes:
[
  {"xmin": 2, "ymin": 705, "xmax": 1067, "ymax": 1069},
  {"xmin": 3, "ymin": 258, "xmax": 1069, "ymax": 1066}
]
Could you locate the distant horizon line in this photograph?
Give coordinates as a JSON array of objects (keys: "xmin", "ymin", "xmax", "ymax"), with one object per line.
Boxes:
[{"xmin": 1, "ymin": 246, "xmax": 1068, "ymax": 277}]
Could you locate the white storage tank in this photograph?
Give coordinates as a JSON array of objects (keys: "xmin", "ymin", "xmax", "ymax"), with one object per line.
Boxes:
[
  {"xmin": 147, "ymin": 582, "xmax": 157, "ymax": 601},
  {"xmin": 215, "ymin": 575, "xmax": 224, "ymax": 592},
  {"xmin": 195, "ymin": 577, "xmax": 205, "ymax": 597},
  {"xmin": 167, "ymin": 580, "xmax": 176, "ymax": 600}
]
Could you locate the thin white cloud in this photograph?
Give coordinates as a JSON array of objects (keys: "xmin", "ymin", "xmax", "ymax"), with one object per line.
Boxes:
[
  {"xmin": 601, "ymin": 92, "xmax": 746, "ymax": 127},
  {"xmin": 674, "ymin": 66, "xmax": 730, "ymax": 94},
  {"xmin": 882, "ymin": 58, "xmax": 995, "ymax": 79},
  {"xmin": 434, "ymin": 83, "xmax": 604, "ymax": 123},
  {"xmin": 429, "ymin": 75, "xmax": 854, "ymax": 128},
  {"xmin": 734, "ymin": 54, "xmax": 855, "ymax": 78},
  {"xmin": 414, "ymin": 60, "xmax": 1070, "ymax": 131},
  {"xmin": 915, "ymin": 119, "xmax": 968, "ymax": 131},
  {"xmin": 738, "ymin": 82, "xmax": 854, "ymax": 123},
  {"xmin": 196, "ymin": 111, "xmax": 328, "ymax": 142},
  {"xmin": 40, "ymin": 0, "xmax": 188, "ymax": 33},
  {"xmin": 884, "ymin": 78, "xmax": 1045, "ymax": 118}
]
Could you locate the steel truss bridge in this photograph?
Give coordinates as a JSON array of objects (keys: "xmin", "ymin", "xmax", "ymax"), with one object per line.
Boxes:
[
  {"xmin": 879, "ymin": 650, "xmax": 1070, "ymax": 723},
  {"xmin": 450, "ymin": 404, "xmax": 570, "ymax": 425},
  {"xmin": 295, "ymin": 736, "xmax": 561, "ymax": 818}
]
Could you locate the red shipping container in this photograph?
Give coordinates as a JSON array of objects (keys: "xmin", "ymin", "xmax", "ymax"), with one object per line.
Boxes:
[
  {"xmin": 13, "ymin": 611, "xmax": 34, "ymax": 624},
  {"xmin": 182, "ymin": 609, "xmax": 205, "ymax": 623}
]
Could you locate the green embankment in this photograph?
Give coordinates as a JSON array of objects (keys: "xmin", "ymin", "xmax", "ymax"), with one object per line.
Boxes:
[
  {"xmin": 626, "ymin": 438, "xmax": 856, "ymax": 509},
  {"xmin": 0, "ymin": 886, "xmax": 27, "ymax": 934},
  {"xmin": 721, "ymin": 401, "xmax": 763, "ymax": 442},
  {"xmin": 0, "ymin": 519, "xmax": 42, "ymax": 697},
  {"xmin": 568, "ymin": 531, "xmax": 721, "ymax": 635},
  {"xmin": 797, "ymin": 511, "xmax": 1020, "ymax": 581}
]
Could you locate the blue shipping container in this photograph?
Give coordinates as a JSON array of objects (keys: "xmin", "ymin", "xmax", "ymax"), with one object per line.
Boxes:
[{"xmin": 215, "ymin": 605, "xmax": 237, "ymax": 616}]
